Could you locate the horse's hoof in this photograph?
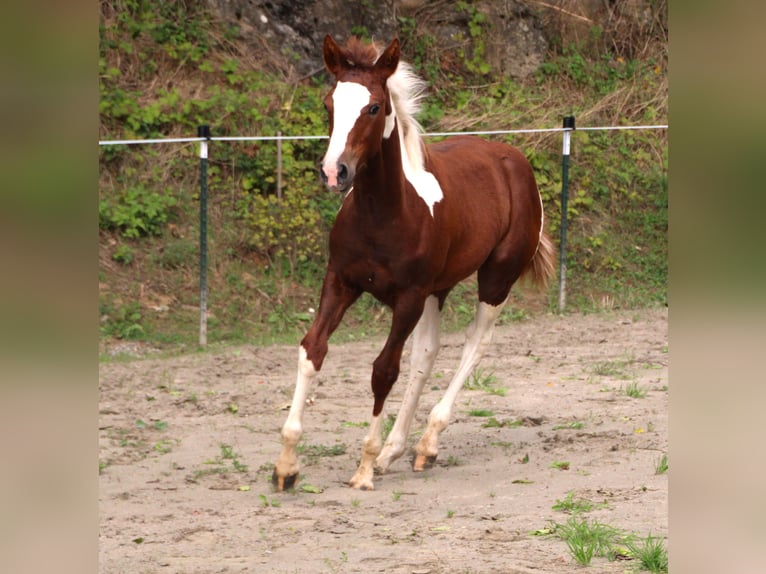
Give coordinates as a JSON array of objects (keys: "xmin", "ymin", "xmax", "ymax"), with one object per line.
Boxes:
[
  {"xmin": 412, "ymin": 454, "xmax": 437, "ymax": 472},
  {"xmin": 272, "ymin": 469, "xmax": 298, "ymax": 491},
  {"xmin": 348, "ymin": 475, "xmax": 375, "ymax": 490}
]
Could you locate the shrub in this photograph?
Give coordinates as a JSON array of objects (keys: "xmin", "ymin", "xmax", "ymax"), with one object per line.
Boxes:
[{"xmin": 99, "ymin": 185, "xmax": 177, "ymax": 238}]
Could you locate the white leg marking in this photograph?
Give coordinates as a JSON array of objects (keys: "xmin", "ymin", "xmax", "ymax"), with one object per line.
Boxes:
[
  {"xmin": 274, "ymin": 346, "xmax": 316, "ymax": 487},
  {"xmin": 349, "ymin": 411, "xmax": 385, "ymax": 490},
  {"xmin": 414, "ymin": 299, "xmax": 507, "ymax": 469},
  {"xmin": 376, "ymin": 295, "xmax": 440, "ymax": 472}
]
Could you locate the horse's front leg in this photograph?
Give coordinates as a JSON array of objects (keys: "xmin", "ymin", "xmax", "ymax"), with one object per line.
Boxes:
[
  {"xmin": 272, "ymin": 271, "xmax": 360, "ymax": 491},
  {"xmin": 348, "ymin": 293, "xmax": 427, "ymax": 490}
]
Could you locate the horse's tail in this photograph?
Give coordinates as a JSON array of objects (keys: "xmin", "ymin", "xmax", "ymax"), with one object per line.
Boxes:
[{"xmin": 524, "ymin": 230, "xmax": 557, "ymax": 291}]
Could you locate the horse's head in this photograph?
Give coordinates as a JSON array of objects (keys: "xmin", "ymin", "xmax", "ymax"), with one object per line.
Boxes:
[{"xmin": 320, "ymin": 35, "xmax": 400, "ymax": 192}]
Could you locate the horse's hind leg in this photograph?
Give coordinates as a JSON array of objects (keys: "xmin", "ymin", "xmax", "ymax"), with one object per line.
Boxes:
[
  {"xmin": 375, "ymin": 295, "xmax": 441, "ymax": 473},
  {"xmin": 413, "ymin": 297, "xmax": 507, "ymax": 470}
]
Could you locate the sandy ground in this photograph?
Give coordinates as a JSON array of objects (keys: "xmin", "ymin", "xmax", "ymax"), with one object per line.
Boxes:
[{"xmin": 99, "ymin": 307, "xmax": 668, "ymax": 573}]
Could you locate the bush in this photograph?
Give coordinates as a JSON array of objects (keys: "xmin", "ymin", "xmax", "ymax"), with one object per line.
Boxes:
[
  {"xmin": 246, "ymin": 188, "xmax": 324, "ymax": 277},
  {"xmin": 99, "ymin": 184, "xmax": 177, "ymax": 239}
]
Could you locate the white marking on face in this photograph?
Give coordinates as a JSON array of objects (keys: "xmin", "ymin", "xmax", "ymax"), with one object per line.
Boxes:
[{"xmin": 322, "ymin": 81, "xmax": 371, "ymax": 187}]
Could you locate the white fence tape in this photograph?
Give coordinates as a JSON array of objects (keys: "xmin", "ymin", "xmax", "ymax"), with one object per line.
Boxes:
[{"xmin": 98, "ymin": 125, "xmax": 667, "ymax": 146}]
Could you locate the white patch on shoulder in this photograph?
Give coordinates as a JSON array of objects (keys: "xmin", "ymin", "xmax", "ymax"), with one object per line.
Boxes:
[
  {"xmin": 386, "ymin": 96, "xmax": 442, "ymax": 217},
  {"xmin": 403, "ymin": 165, "xmax": 442, "ymax": 217}
]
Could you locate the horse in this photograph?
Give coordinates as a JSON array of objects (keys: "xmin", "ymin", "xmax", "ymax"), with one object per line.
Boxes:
[{"xmin": 272, "ymin": 35, "xmax": 556, "ymax": 491}]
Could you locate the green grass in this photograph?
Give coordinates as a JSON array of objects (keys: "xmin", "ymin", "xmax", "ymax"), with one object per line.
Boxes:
[
  {"xmin": 540, "ymin": 516, "xmax": 667, "ymax": 571},
  {"xmin": 482, "ymin": 417, "xmax": 524, "ymax": 428},
  {"xmin": 489, "ymin": 440, "xmax": 515, "ymax": 448},
  {"xmin": 187, "ymin": 443, "xmax": 248, "ymax": 481},
  {"xmin": 552, "ymin": 421, "xmax": 585, "ymax": 430},
  {"xmin": 552, "ymin": 491, "xmax": 605, "ymax": 514},
  {"xmin": 590, "ymin": 357, "xmax": 634, "ymax": 379},
  {"xmin": 467, "ymin": 409, "xmax": 495, "ymax": 417},
  {"xmin": 259, "ymin": 494, "xmax": 281, "ymax": 507},
  {"xmin": 381, "ymin": 414, "xmax": 396, "ymax": 441},
  {"xmin": 655, "ymin": 453, "xmax": 668, "ymax": 475},
  {"xmin": 296, "ymin": 443, "xmax": 347, "ymax": 464},
  {"xmin": 341, "ymin": 420, "xmax": 369, "ymax": 429},
  {"xmin": 553, "ymin": 516, "xmax": 623, "ymax": 566},
  {"xmin": 445, "ymin": 455, "xmax": 462, "ymax": 467},
  {"xmin": 465, "ymin": 368, "xmax": 507, "ymax": 396},
  {"xmin": 625, "ymin": 533, "xmax": 668, "ymax": 573},
  {"xmin": 624, "ymin": 381, "xmax": 648, "ymax": 398}
]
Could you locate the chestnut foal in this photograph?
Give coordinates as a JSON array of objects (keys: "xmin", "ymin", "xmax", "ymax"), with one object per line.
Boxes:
[{"xmin": 273, "ymin": 35, "xmax": 555, "ymax": 491}]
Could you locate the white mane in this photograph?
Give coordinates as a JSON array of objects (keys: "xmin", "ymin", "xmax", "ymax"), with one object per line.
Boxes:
[{"xmin": 385, "ymin": 60, "xmax": 428, "ymax": 171}]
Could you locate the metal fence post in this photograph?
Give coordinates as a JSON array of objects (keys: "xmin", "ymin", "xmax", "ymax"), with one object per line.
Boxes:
[
  {"xmin": 198, "ymin": 125, "xmax": 211, "ymax": 346},
  {"xmin": 276, "ymin": 130, "xmax": 283, "ymax": 200},
  {"xmin": 558, "ymin": 115, "xmax": 575, "ymax": 313}
]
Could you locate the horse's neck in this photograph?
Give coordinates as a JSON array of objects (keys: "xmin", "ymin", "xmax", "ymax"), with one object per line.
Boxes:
[{"xmin": 353, "ymin": 125, "xmax": 408, "ymax": 219}]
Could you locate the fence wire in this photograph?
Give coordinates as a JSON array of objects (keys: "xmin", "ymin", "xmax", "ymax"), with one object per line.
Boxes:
[{"xmin": 98, "ymin": 124, "xmax": 667, "ymax": 146}]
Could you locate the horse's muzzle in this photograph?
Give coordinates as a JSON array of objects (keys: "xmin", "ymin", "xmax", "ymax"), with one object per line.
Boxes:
[{"xmin": 320, "ymin": 161, "xmax": 353, "ymax": 192}]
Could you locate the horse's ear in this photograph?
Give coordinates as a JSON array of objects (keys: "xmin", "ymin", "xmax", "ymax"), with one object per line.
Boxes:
[
  {"xmin": 323, "ymin": 34, "xmax": 343, "ymax": 77},
  {"xmin": 375, "ymin": 37, "xmax": 400, "ymax": 79}
]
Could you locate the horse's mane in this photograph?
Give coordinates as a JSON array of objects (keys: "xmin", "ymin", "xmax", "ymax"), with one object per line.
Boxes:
[
  {"xmin": 341, "ymin": 36, "xmax": 380, "ymax": 67},
  {"xmin": 385, "ymin": 59, "xmax": 428, "ymax": 172},
  {"xmin": 339, "ymin": 37, "xmax": 428, "ymax": 171}
]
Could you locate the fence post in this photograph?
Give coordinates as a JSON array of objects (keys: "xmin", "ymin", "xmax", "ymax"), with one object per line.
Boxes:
[
  {"xmin": 198, "ymin": 125, "xmax": 211, "ymax": 346},
  {"xmin": 276, "ymin": 130, "xmax": 283, "ymax": 200},
  {"xmin": 558, "ymin": 115, "xmax": 575, "ymax": 313}
]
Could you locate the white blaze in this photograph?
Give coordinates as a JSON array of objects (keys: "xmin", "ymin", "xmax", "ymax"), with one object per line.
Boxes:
[{"xmin": 322, "ymin": 81, "xmax": 371, "ymax": 187}]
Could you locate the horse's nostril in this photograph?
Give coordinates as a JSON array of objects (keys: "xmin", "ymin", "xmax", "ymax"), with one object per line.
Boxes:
[
  {"xmin": 338, "ymin": 163, "xmax": 349, "ymax": 182},
  {"xmin": 319, "ymin": 166, "xmax": 328, "ymax": 184}
]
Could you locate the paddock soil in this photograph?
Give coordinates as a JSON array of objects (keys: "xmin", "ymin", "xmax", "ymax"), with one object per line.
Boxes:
[{"xmin": 99, "ymin": 307, "xmax": 668, "ymax": 573}]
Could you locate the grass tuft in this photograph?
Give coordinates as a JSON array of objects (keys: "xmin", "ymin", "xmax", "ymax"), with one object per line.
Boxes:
[
  {"xmin": 625, "ymin": 533, "xmax": 668, "ymax": 573},
  {"xmin": 654, "ymin": 453, "xmax": 668, "ymax": 475},
  {"xmin": 296, "ymin": 443, "xmax": 347, "ymax": 464},
  {"xmin": 465, "ymin": 368, "xmax": 507, "ymax": 396},
  {"xmin": 552, "ymin": 491, "xmax": 604, "ymax": 514},
  {"xmin": 624, "ymin": 381, "xmax": 648, "ymax": 398},
  {"xmin": 468, "ymin": 408, "xmax": 495, "ymax": 417},
  {"xmin": 554, "ymin": 516, "xmax": 622, "ymax": 565}
]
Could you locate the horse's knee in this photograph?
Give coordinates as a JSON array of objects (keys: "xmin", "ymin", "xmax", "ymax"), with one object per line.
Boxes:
[{"xmin": 371, "ymin": 359, "xmax": 400, "ymax": 416}]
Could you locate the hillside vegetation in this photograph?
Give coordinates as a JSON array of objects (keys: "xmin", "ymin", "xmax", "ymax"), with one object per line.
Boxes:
[{"xmin": 98, "ymin": 0, "xmax": 667, "ymax": 351}]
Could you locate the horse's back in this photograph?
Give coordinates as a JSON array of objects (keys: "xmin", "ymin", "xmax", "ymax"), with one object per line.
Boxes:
[
  {"xmin": 426, "ymin": 135, "xmax": 537, "ymax": 204},
  {"xmin": 425, "ymin": 136, "xmax": 538, "ymax": 228}
]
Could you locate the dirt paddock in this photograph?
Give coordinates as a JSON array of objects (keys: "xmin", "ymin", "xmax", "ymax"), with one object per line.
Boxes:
[{"xmin": 99, "ymin": 307, "xmax": 668, "ymax": 573}]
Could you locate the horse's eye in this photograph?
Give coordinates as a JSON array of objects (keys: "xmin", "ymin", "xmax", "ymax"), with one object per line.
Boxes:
[{"xmin": 368, "ymin": 104, "xmax": 380, "ymax": 115}]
